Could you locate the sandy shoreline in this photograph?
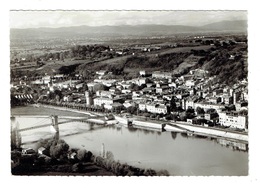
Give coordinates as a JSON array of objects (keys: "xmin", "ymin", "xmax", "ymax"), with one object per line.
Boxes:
[{"xmin": 11, "ymin": 105, "xmax": 92, "ymax": 117}]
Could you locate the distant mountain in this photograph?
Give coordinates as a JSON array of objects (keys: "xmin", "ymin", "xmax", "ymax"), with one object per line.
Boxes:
[
  {"xmin": 200, "ymin": 20, "xmax": 247, "ymax": 32},
  {"xmin": 10, "ymin": 20, "xmax": 247, "ymax": 39}
]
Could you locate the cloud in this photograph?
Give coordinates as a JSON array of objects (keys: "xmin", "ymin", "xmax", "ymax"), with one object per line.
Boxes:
[{"xmin": 9, "ymin": 10, "xmax": 247, "ymax": 28}]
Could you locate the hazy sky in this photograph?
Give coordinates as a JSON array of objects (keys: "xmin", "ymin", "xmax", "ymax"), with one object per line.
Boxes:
[{"xmin": 10, "ymin": 10, "xmax": 247, "ymax": 29}]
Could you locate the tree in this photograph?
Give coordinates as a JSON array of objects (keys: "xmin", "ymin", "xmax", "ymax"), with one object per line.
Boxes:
[
  {"xmin": 72, "ymin": 163, "xmax": 83, "ymax": 172},
  {"xmin": 139, "ymin": 84, "xmax": 147, "ymax": 90},
  {"xmin": 170, "ymin": 97, "xmax": 176, "ymax": 111},
  {"xmin": 93, "ymin": 83, "xmax": 106, "ymax": 92},
  {"xmin": 11, "ymin": 121, "xmax": 21, "ymax": 150},
  {"xmin": 206, "ymin": 108, "xmax": 216, "ymax": 114},
  {"xmin": 179, "ymin": 112, "xmax": 187, "ymax": 121},
  {"xmin": 196, "ymin": 107, "xmax": 205, "ymax": 114},
  {"xmin": 239, "ymin": 109, "xmax": 248, "ymax": 116},
  {"xmin": 165, "ymin": 114, "xmax": 173, "ymax": 120},
  {"xmin": 127, "ymin": 106, "xmax": 137, "ymax": 114},
  {"xmin": 83, "ymin": 83, "xmax": 88, "ymax": 91},
  {"xmin": 77, "ymin": 149, "xmax": 86, "ymax": 161},
  {"xmin": 225, "ymin": 105, "xmax": 236, "ymax": 111},
  {"xmin": 11, "ymin": 94, "xmax": 20, "ymax": 107},
  {"xmin": 49, "ymin": 139, "xmax": 69, "ymax": 160},
  {"xmin": 186, "ymin": 108, "xmax": 194, "ymax": 114},
  {"xmin": 106, "ymin": 151, "xmax": 114, "ymax": 161},
  {"xmin": 55, "ymin": 95, "xmax": 60, "ymax": 102},
  {"xmin": 128, "ymin": 83, "xmax": 140, "ymax": 91}
]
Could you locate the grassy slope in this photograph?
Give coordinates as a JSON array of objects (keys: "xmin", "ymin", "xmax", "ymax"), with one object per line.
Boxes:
[
  {"xmin": 23, "ymin": 45, "xmax": 213, "ymax": 76},
  {"xmin": 24, "ymin": 44, "xmax": 247, "ymax": 86}
]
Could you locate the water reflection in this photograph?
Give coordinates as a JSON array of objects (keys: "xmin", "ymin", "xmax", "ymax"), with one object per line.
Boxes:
[
  {"xmin": 216, "ymin": 138, "xmax": 248, "ymax": 152},
  {"xmin": 53, "ymin": 131, "xmax": 59, "ymax": 141},
  {"xmin": 89, "ymin": 123, "xmax": 95, "ymax": 131},
  {"xmin": 171, "ymin": 132, "xmax": 177, "ymax": 140},
  {"xmin": 176, "ymin": 131, "xmax": 248, "ymax": 152},
  {"xmin": 180, "ymin": 132, "xmax": 188, "ymax": 138}
]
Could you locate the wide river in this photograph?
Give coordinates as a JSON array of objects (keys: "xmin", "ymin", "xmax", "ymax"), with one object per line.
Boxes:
[{"xmin": 14, "ymin": 115, "xmax": 248, "ymax": 176}]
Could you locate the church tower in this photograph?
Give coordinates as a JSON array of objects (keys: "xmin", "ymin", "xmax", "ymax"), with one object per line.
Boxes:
[{"xmin": 85, "ymin": 91, "xmax": 93, "ymax": 106}]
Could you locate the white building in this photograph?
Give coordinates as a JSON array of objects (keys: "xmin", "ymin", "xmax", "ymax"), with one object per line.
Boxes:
[
  {"xmin": 120, "ymin": 82, "xmax": 132, "ymax": 89},
  {"xmin": 96, "ymin": 90, "xmax": 113, "ymax": 99},
  {"xmin": 185, "ymin": 80, "xmax": 197, "ymax": 88},
  {"xmin": 94, "ymin": 79, "xmax": 116, "ymax": 87},
  {"xmin": 96, "ymin": 70, "xmax": 107, "ymax": 76},
  {"xmin": 152, "ymin": 71, "xmax": 172, "ymax": 79},
  {"xmin": 94, "ymin": 97, "xmax": 114, "ymax": 107},
  {"xmin": 241, "ymin": 90, "xmax": 248, "ymax": 101},
  {"xmin": 185, "ymin": 99, "xmax": 195, "ymax": 110},
  {"xmin": 138, "ymin": 78, "xmax": 148, "ymax": 86},
  {"xmin": 168, "ymin": 82, "xmax": 177, "ymax": 88},
  {"xmin": 218, "ymin": 112, "xmax": 248, "ymax": 130},
  {"xmin": 139, "ymin": 70, "xmax": 146, "ymax": 76},
  {"xmin": 93, "ymin": 97, "xmax": 123, "ymax": 109},
  {"xmin": 125, "ymin": 78, "xmax": 147, "ymax": 86},
  {"xmin": 139, "ymin": 103, "xmax": 168, "ymax": 114}
]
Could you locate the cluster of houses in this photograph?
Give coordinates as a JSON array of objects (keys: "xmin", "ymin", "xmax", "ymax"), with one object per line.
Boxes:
[
  {"xmin": 11, "ymin": 66, "xmax": 249, "ymax": 131},
  {"xmin": 83, "ymin": 69, "xmax": 248, "ymax": 131}
]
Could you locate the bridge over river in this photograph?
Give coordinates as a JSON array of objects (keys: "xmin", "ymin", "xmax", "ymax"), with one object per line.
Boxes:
[
  {"xmin": 11, "ymin": 115, "xmax": 109, "ymax": 144},
  {"xmin": 11, "ymin": 114, "xmax": 248, "ymax": 146},
  {"xmin": 10, "ymin": 113, "xmax": 249, "ymax": 176}
]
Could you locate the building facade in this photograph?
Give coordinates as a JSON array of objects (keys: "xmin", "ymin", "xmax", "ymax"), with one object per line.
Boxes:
[
  {"xmin": 139, "ymin": 103, "xmax": 168, "ymax": 114},
  {"xmin": 218, "ymin": 112, "xmax": 248, "ymax": 130}
]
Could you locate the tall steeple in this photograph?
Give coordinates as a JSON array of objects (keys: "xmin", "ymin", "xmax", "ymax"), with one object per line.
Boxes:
[{"xmin": 85, "ymin": 91, "xmax": 93, "ymax": 106}]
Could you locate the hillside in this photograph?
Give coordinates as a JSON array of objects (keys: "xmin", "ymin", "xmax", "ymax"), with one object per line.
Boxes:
[
  {"xmin": 72, "ymin": 42, "xmax": 247, "ymax": 86},
  {"xmin": 201, "ymin": 20, "xmax": 247, "ymax": 33}
]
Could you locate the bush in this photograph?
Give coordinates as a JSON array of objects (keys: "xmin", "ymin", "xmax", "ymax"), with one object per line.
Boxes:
[
  {"xmin": 72, "ymin": 163, "xmax": 83, "ymax": 172},
  {"xmin": 77, "ymin": 149, "xmax": 86, "ymax": 161},
  {"xmin": 144, "ymin": 169, "xmax": 157, "ymax": 176},
  {"xmin": 49, "ymin": 139, "xmax": 69, "ymax": 160},
  {"xmin": 157, "ymin": 169, "xmax": 170, "ymax": 176},
  {"xmin": 86, "ymin": 151, "xmax": 93, "ymax": 162}
]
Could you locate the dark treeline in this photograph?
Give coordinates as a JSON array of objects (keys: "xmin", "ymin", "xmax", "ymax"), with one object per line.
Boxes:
[{"xmin": 12, "ymin": 138, "xmax": 169, "ymax": 176}]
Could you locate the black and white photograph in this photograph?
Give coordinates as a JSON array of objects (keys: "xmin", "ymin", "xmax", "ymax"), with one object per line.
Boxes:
[
  {"xmin": 9, "ymin": 10, "xmax": 249, "ymax": 176},
  {"xmin": 1, "ymin": 0, "xmax": 260, "ymax": 187}
]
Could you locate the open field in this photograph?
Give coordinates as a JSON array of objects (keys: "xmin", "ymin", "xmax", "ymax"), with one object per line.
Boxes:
[{"xmin": 157, "ymin": 45, "xmax": 213, "ymax": 56}]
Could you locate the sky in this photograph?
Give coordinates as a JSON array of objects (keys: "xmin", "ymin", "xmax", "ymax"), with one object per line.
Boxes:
[{"xmin": 9, "ymin": 10, "xmax": 247, "ymax": 29}]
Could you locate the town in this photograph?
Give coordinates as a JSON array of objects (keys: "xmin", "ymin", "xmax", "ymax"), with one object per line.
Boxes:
[
  {"xmin": 9, "ymin": 10, "xmax": 249, "ymax": 176},
  {"xmin": 10, "ymin": 34, "xmax": 248, "ymax": 133}
]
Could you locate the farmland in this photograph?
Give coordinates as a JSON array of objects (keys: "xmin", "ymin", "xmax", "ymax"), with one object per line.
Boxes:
[{"xmin": 10, "ymin": 32, "xmax": 247, "ymax": 86}]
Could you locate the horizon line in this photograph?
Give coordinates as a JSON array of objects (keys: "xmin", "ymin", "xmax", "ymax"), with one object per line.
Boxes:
[{"xmin": 10, "ymin": 19, "xmax": 247, "ymax": 30}]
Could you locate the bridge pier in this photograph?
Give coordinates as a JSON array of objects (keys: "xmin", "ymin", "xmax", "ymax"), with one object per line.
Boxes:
[{"xmin": 51, "ymin": 115, "xmax": 59, "ymax": 132}]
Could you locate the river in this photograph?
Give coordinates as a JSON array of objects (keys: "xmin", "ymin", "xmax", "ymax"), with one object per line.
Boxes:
[{"xmin": 13, "ymin": 114, "xmax": 248, "ymax": 176}]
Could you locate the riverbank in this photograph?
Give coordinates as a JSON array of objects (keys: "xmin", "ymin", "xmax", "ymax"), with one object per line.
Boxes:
[
  {"xmin": 11, "ymin": 106, "xmax": 90, "ymax": 117},
  {"xmin": 170, "ymin": 121, "xmax": 248, "ymax": 143},
  {"xmin": 11, "ymin": 105, "xmax": 248, "ymax": 176},
  {"xmin": 12, "ymin": 105, "xmax": 249, "ymax": 143}
]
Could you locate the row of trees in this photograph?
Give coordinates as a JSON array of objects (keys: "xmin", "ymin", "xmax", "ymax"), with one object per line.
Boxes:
[
  {"xmin": 93, "ymin": 151, "xmax": 169, "ymax": 176},
  {"xmin": 70, "ymin": 45, "xmax": 110, "ymax": 59}
]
